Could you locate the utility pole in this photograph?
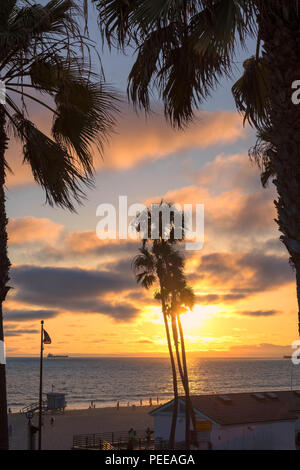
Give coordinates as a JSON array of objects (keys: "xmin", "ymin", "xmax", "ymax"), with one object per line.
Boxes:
[{"xmin": 38, "ymin": 320, "xmax": 44, "ymax": 450}]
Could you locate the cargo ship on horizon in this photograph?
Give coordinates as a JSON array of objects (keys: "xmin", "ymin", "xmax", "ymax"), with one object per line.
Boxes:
[{"xmin": 47, "ymin": 353, "xmax": 69, "ymax": 359}]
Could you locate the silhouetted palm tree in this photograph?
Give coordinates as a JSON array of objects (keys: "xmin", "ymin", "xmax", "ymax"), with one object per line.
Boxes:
[
  {"xmin": 96, "ymin": 1, "xmax": 300, "ymax": 336},
  {"xmin": 133, "ymin": 199, "xmax": 196, "ymax": 448},
  {"xmin": 0, "ymin": 0, "xmax": 117, "ymax": 449},
  {"xmin": 134, "ymin": 241, "xmax": 196, "ymax": 448},
  {"xmin": 152, "ymin": 280, "xmax": 196, "ymax": 449},
  {"xmin": 133, "ymin": 240, "xmax": 180, "ymax": 448},
  {"xmin": 169, "ymin": 284, "xmax": 195, "ymax": 449}
]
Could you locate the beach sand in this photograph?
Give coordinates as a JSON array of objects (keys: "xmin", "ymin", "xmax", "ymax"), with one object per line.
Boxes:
[{"xmin": 8, "ymin": 405, "xmax": 154, "ymax": 450}]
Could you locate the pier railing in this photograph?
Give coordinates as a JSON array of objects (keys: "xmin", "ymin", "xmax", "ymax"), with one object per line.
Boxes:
[
  {"xmin": 21, "ymin": 401, "xmax": 47, "ymax": 414},
  {"xmin": 72, "ymin": 430, "xmax": 157, "ymax": 450}
]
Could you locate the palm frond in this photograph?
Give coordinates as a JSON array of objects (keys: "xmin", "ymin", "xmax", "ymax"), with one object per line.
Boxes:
[
  {"xmin": 179, "ymin": 285, "xmax": 195, "ymax": 310},
  {"xmin": 95, "ymin": 0, "xmax": 140, "ymax": 48},
  {"xmin": 53, "ymin": 79, "xmax": 118, "ymax": 169},
  {"xmin": 128, "ymin": 24, "xmax": 175, "ymax": 111},
  {"xmin": 97, "ymin": 0, "xmax": 257, "ymax": 127},
  {"xmin": 13, "ymin": 114, "xmax": 93, "ymax": 211},
  {"xmin": 232, "ymin": 56, "xmax": 270, "ymax": 128},
  {"xmin": 0, "ymin": 1, "xmax": 76, "ymax": 57},
  {"xmin": 249, "ymin": 128, "xmax": 277, "ymax": 187},
  {"xmin": 15, "ymin": 0, "xmax": 76, "ymax": 36},
  {"xmin": 0, "ymin": 1, "xmax": 18, "ymax": 29},
  {"xmin": 132, "ymin": 247, "xmax": 155, "ymax": 272},
  {"xmin": 127, "ymin": 16, "xmax": 233, "ymax": 126},
  {"xmin": 0, "ymin": 1, "xmax": 119, "ymax": 211},
  {"xmin": 190, "ymin": 0, "xmax": 254, "ymax": 57},
  {"xmin": 128, "ymin": 0, "xmax": 188, "ymax": 30},
  {"xmin": 136, "ymin": 271, "xmax": 156, "ymax": 288},
  {"xmin": 160, "ymin": 39, "xmax": 231, "ymax": 127}
]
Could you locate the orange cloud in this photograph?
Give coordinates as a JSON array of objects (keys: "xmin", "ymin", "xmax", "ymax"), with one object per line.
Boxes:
[
  {"xmin": 33, "ymin": 232, "xmax": 138, "ymax": 264},
  {"xmin": 6, "ymin": 109, "xmax": 247, "ymax": 187},
  {"xmin": 145, "ymin": 184, "xmax": 275, "ymax": 242},
  {"xmin": 64, "ymin": 231, "xmax": 132, "ymax": 255},
  {"xmin": 143, "ymin": 150, "xmax": 277, "ymax": 252},
  {"xmin": 195, "ymin": 153, "xmax": 262, "ymax": 192},
  {"xmin": 8, "ymin": 217, "xmax": 64, "ymax": 245},
  {"xmin": 188, "ymin": 250, "xmax": 293, "ymax": 303},
  {"xmin": 101, "ymin": 110, "xmax": 247, "ymax": 170}
]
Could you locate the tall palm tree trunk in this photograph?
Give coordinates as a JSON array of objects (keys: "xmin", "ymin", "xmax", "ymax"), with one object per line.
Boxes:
[
  {"xmin": 171, "ymin": 316, "xmax": 185, "ymax": 380},
  {"xmin": 161, "ymin": 295, "xmax": 178, "ymax": 449},
  {"xmin": 177, "ymin": 314, "xmax": 196, "ymax": 447},
  {"xmin": 258, "ymin": 1, "xmax": 300, "ymax": 334},
  {"xmin": 171, "ymin": 315, "xmax": 191, "ymax": 449},
  {"xmin": 0, "ymin": 106, "xmax": 10, "ymax": 450}
]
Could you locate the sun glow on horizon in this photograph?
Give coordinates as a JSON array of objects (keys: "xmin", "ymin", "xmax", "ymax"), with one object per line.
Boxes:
[{"xmin": 180, "ymin": 304, "xmax": 218, "ymax": 332}]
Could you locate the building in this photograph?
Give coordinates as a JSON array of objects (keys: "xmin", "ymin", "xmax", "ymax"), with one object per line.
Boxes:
[
  {"xmin": 150, "ymin": 390, "xmax": 300, "ymax": 450},
  {"xmin": 46, "ymin": 392, "xmax": 66, "ymax": 412}
]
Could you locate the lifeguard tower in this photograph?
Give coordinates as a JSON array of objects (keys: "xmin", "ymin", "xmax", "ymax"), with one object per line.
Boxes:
[{"xmin": 46, "ymin": 392, "xmax": 67, "ymax": 412}]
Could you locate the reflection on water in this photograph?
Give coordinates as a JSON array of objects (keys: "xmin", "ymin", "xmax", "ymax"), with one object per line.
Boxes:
[{"xmin": 6, "ymin": 356, "xmax": 300, "ymax": 411}]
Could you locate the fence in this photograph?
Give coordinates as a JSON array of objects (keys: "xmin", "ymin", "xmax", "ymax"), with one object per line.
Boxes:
[
  {"xmin": 72, "ymin": 430, "xmax": 161, "ymax": 450},
  {"xmin": 21, "ymin": 401, "xmax": 47, "ymax": 414}
]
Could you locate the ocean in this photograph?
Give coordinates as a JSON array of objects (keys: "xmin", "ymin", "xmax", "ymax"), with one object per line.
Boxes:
[{"xmin": 6, "ymin": 356, "xmax": 300, "ymax": 412}]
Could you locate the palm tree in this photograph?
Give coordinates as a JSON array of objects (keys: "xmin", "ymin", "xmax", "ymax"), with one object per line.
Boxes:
[
  {"xmin": 154, "ymin": 281, "xmax": 196, "ymax": 449},
  {"xmin": 133, "ymin": 201, "xmax": 196, "ymax": 448},
  {"xmin": 95, "ymin": 1, "xmax": 300, "ymax": 335},
  {"xmin": 133, "ymin": 241, "xmax": 196, "ymax": 448},
  {"xmin": 133, "ymin": 217, "xmax": 196, "ymax": 449},
  {"xmin": 170, "ymin": 284, "xmax": 195, "ymax": 449},
  {"xmin": 132, "ymin": 240, "xmax": 180, "ymax": 448},
  {"xmin": 0, "ymin": 0, "xmax": 117, "ymax": 449}
]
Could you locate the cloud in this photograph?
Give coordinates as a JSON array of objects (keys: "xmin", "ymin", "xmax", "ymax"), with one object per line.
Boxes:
[
  {"xmin": 7, "ymin": 221, "xmax": 138, "ymax": 264},
  {"xmin": 11, "ymin": 264, "xmax": 134, "ymax": 298},
  {"xmin": 124, "ymin": 289, "xmax": 151, "ymax": 302},
  {"xmin": 4, "ymin": 328, "xmax": 39, "ymax": 337},
  {"xmin": 238, "ymin": 252, "xmax": 293, "ymax": 291},
  {"xmin": 153, "ymin": 184, "xmax": 275, "ymax": 243},
  {"xmin": 208, "ymin": 190, "xmax": 276, "ymax": 236},
  {"xmin": 263, "ymin": 238, "xmax": 286, "ymax": 255},
  {"xmin": 6, "ymin": 109, "xmax": 246, "ymax": 187},
  {"xmin": 203, "ymin": 251, "xmax": 293, "ymax": 289},
  {"xmin": 4, "ymin": 308, "xmax": 59, "ymax": 322},
  {"xmin": 8, "ymin": 217, "xmax": 64, "ymax": 246},
  {"xmin": 189, "ymin": 251, "xmax": 294, "ymax": 302},
  {"xmin": 137, "ymin": 340, "xmax": 155, "ymax": 344},
  {"xmin": 10, "ymin": 265, "xmax": 139, "ymax": 321},
  {"xmin": 35, "ymin": 233, "xmax": 138, "ymax": 262},
  {"xmin": 237, "ymin": 310, "xmax": 280, "ymax": 317},
  {"xmin": 144, "ymin": 150, "xmax": 277, "ymax": 248},
  {"xmin": 17, "ymin": 238, "xmax": 292, "ymax": 317},
  {"xmin": 195, "ymin": 153, "xmax": 262, "ymax": 194},
  {"xmin": 196, "ymin": 293, "xmax": 247, "ymax": 304},
  {"xmin": 226, "ymin": 343, "xmax": 292, "ymax": 357},
  {"xmin": 100, "ymin": 110, "xmax": 246, "ymax": 171}
]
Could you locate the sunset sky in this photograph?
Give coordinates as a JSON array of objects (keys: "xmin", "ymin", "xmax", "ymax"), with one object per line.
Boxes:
[{"xmin": 3, "ymin": 7, "xmax": 298, "ymax": 358}]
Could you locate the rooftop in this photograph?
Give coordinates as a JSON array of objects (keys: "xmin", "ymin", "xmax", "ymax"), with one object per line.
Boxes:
[{"xmin": 150, "ymin": 390, "xmax": 300, "ymax": 426}]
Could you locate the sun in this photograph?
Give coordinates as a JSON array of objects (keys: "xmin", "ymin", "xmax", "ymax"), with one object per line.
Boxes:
[{"xmin": 179, "ymin": 304, "xmax": 216, "ymax": 331}]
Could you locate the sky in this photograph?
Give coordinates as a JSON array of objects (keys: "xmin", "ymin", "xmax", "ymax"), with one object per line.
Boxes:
[{"xmin": 3, "ymin": 3, "xmax": 298, "ymax": 358}]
